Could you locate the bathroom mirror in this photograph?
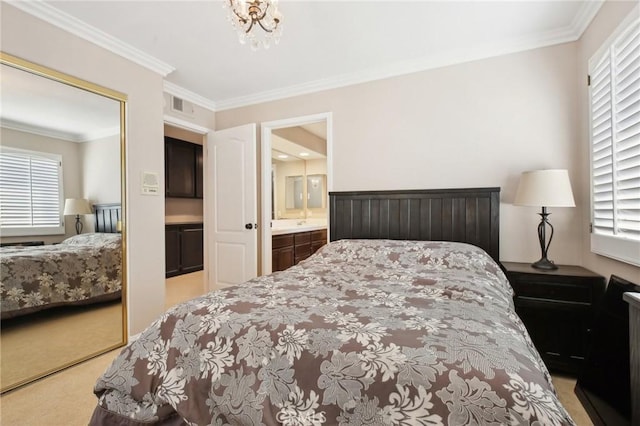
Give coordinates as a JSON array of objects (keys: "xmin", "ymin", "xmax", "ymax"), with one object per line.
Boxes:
[
  {"xmin": 0, "ymin": 52, "xmax": 127, "ymax": 393},
  {"xmin": 271, "ymin": 132, "xmax": 327, "ymax": 220},
  {"xmin": 307, "ymin": 174, "xmax": 326, "ymax": 209},
  {"xmin": 285, "ymin": 175, "xmax": 304, "ymax": 209}
]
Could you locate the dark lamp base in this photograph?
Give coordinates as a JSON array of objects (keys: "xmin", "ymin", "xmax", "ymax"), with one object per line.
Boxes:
[{"xmin": 531, "ymin": 258, "xmax": 558, "ymax": 270}]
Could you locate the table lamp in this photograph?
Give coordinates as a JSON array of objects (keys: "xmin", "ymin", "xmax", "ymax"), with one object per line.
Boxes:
[
  {"xmin": 514, "ymin": 169, "xmax": 575, "ymax": 270},
  {"xmin": 63, "ymin": 198, "xmax": 92, "ymax": 234}
]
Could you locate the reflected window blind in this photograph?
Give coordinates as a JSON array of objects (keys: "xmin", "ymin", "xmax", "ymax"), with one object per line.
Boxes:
[
  {"xmin": 590, "ymin": 17, "xmax": 640, "ymax": 243},
  {"xmin": 0, "ymin": 148, "xmax": 63, "ymax": 230}
]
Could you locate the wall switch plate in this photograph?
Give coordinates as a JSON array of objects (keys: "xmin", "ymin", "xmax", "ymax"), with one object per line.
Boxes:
[{"xmin": 142, "ymin": 171, "xmax": 160, "ymax": 195}]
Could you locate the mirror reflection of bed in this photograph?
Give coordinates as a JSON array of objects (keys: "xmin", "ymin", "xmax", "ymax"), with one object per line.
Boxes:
[
  {"xmin": 1, "ymin": 206, "xmax": 123, "ymax": 389},
  {"xmin": 0, "ymin": 55, "xmax": 127, "ymax": 393}
]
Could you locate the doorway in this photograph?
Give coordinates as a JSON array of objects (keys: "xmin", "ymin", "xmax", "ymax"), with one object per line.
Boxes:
[
  {"xmin": 163, "ymin": 122, "xmax": 207, "ymax": 305},
  {"xmin": 261, "ymin": 113, "xmax": 333, "ymax": 275}
]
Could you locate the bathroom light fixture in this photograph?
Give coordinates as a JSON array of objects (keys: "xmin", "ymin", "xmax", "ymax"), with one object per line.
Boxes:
[
  {"xmin": 514, "ymin": 169, "xmax": 575, "ymax": 270},
  {"xmin": 277, "ymin": 154, "xmax": 288, "ymax": 159},
  {"xmin": 223, "ymin": 0, "xmax": 283, "ymax": 50},
  {"xmin": 299, "ymin": 152, "xmax": 309, "ymax": 157}
]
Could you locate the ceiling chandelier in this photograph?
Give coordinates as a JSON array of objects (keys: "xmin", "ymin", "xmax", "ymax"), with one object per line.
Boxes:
[{"xmin": 224, "ymin": 0, "xmax": 283, "ymax": 50}]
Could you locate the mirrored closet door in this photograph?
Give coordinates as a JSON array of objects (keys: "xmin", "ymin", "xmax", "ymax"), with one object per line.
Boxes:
[{"xmin": 0, "ymin": 53, "xmax": 127, "ymax": 393}]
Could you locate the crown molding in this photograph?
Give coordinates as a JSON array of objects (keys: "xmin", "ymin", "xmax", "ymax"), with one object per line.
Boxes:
[
  {"xmin": 163, "ymin": 81, "xmax": 217, "ymax": 112},
  {"xmin": 215, "ymin": 1, "xmax": 605, "ymax": 111},
  {"xmin": 2, "ymin": 119, "xmax": 78, "ymax": 141},
  {"xmin": 80, "ymin": 126, "xmax": 121, "ymax": 143},
  {"xmin": 214, "ymin": 29, "xmax": 574, "ymax": 111},
  {"xmin": 1, "ymin": 119, "xmax": 117, "ymax": 142},
  {"xmin": 8, "ymin": 0, "xmax": 175, "ymax": 77},
  {"xmin": 570, "ymin": 1, "xmax": 605, "ymax": 38}
]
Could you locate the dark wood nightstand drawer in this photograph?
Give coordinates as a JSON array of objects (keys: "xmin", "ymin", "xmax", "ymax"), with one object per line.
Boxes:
[
  {"xmin": 502, "ymin": 261, "xmax": 605, "ymax": 375},
  {"xmin": 511, "ymin": 280, "xmax": 592, "ymax": 304}
]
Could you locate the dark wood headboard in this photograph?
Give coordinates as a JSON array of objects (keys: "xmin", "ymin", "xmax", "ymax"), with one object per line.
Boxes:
[
  {"xmin": 329, "ymin": 187, "xmax": 500, "ymax": 262},
  {"xmin": 94, "ymin": 203, "xmax": 121, "ymax": 233}
]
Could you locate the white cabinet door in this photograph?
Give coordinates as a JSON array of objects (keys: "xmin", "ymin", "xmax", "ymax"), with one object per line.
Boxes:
[{"xmin": 205, "ymin": 123, "xmax": 257, "ymax": 289}]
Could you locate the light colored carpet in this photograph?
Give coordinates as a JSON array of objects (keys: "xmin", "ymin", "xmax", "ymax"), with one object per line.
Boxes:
[
  {"xmin": 0, "ymin": 348, "xmax": 120, "ymax": 426},
  {"xmin": 0, "ymin": 271, "xmax": 594, "ymax": 425},
  {"xmin": 1, "ymin": 301, "xmax": 123, "ymax": 392},
  {"xmin": 165, "ymin": 270, "xmax": 206, "ymax": 309},
  {"xmin": 0, "ymin": 271, "xmax": 206, "ymax": 425}
]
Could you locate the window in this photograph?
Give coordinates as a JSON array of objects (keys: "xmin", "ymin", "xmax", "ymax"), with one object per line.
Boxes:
[
  {"xmin": 0, "ymin": 147, "xmax": 64, "ymax": 236},
  {"xmin": 589, "ymin": 11, "xmax": 640, "ymax": 266}
]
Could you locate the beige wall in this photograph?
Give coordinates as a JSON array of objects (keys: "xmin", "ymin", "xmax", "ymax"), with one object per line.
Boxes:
[
  {"xmin": 80, "ymin": 135, "xmax": 121, "ymax": 232},
  {"xmin": 2, "ymin": 4, "xmax": 167, "ymax": 335},
  {"xmin": 80, "ymin": 135, "xmax": 121, "ymax": 204},
  {"xmin": 164, "ymin": 124, "xmax": 205, "ymax": 145},
  {"xmin": 577, "ymin": 1, "xmax": 639, "ymax": 283},
  {"xmin": 217, "ymin": 42, "xmax": 583, "ymax": 267}
]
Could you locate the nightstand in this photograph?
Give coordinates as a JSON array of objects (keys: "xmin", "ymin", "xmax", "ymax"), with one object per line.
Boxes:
[{"xmin": 502, "ymin": 262, "xmax": 605, "ymax": 375}]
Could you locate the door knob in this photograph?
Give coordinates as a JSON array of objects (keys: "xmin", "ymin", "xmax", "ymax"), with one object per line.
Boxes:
[{"xmin": 245, "ymin": 223, "xmax": 253, "ymax": 230}]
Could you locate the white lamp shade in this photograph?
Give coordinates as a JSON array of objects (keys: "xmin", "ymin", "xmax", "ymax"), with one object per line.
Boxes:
[
  {"xmin": 63, "ymin": 198, "xmax": 92, "ymax": 216},
  {"xmin": 514, "ymin": 169, "xmax": 575, "ymax": 207}
]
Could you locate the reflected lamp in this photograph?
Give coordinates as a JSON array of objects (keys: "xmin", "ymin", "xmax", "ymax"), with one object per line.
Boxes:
[{"xmin": 63, "ymin": 198, "xmax": 92, "ymax": 234}]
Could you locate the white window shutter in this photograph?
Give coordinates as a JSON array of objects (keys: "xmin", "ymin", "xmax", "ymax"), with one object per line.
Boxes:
[
  {"xmin": 589, "ymin": 13, "xmax": 640, "ymax": 266},
  {"xmin": 612, "ymin": 19, "xmax": 640, "ymax": 241},
  {"xmin": 591, "ymin": 52, "xmax": 614, "ymax": 235},
  {"xmin": 0, "ymin": 147, "xmax": 64, "ymax": 235}
]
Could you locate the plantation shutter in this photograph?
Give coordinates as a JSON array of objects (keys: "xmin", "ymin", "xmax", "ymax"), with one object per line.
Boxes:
[
  {"xmin": 612, "ymin": 19, "xmax": 640, "ymax": 241},
  {"xmin": 0, "ymin": 148, "xmax": 64, "ymax": 234},
  {"xmin": 589, "ymin": 14, "xmax": 640, "ymax": 266}
]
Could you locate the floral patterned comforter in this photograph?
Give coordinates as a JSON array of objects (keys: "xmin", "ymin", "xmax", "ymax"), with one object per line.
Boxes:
[
  {"xmin": 0, "ymin": 233, "xmax": 122, "ymax": 319},
  {"xmin": 90, "ymin": 240, "xmax": 574, "ymax": 425}
]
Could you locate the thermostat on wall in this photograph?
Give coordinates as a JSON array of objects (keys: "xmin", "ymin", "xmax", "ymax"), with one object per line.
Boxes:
[{"xmin": 142, "ymin": 171, "xmax": 160, "ymax": 195}]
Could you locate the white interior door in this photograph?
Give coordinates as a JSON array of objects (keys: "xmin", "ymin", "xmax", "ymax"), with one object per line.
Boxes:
[{"xmin": 206, "ymin": 123, "xmax": 257, "ymax": 289}]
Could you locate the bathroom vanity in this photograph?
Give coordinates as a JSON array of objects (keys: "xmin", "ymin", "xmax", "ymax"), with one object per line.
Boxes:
[{"xmin": 272, "ymin": 226, "xmax": 327, "ymax": 272}]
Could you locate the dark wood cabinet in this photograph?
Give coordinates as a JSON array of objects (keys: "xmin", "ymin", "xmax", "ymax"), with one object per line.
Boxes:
[
  {"xmin": 166, "ymin": 223, "xmax": 204, "ymax": 277},
  {"xmin": 576, "ymin": 276, "xmax": 640, "ymax": 426},
  {"xmin": 180, "ymin": 225, "xmax": 204, "ymax": 273},
  {"xmin": 503, "ymin": 262, "xmax": 605, "ymax": 375},
  {"xmin": 294, "ymin": 232, "xmax": 312, "ymax": 264},
  {"xmin": 272, "ymin": 228, "xmax": 327, "ymax": 272},
  {"xmin": 165, "ymin": 227, "xmax": 181, "ymax": 276},
  {"xmin": 625, "ymin": 292, "xmax": 640, "ymax": 426},
  {"xmin": 195, "ymin": 144, "xmax": 203, "ymax": 199},
  {"xmin": 272, "ymin": 234, "xmax": 294, "ymax": 272},
  {"xmin": 311, "ymin": 230, "xmax": 326, "ymax": 253},
  {"xmin": 165, "ymin": 137, "xmax": 203, "ymax": 199}
]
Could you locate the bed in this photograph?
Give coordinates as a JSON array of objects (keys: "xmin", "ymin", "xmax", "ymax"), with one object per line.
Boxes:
[
  {"xmin": 0, "ymin": 203, "xmax": 122, "ymax": 320},
  {"xmin": 90, "ymin": 188, "xmax": 575, "ymax": 425}
]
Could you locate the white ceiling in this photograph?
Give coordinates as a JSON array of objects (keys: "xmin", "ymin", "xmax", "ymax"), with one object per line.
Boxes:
[
  {"xmin": 272, "ymin": 133, "xmax": 326, "ymax": 162},
  {"xmin": 10, "ymin": 1, "xmax": 603, "ymax": 112},
  {"xmin": 0, "ymin": 63, "xmax": 120, "ymax": 142}
]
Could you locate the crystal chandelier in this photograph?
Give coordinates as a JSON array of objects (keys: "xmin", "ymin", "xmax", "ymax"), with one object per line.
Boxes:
[{"xmin": 224, "ymin": 0, "xmax": 283, "ymax": 50}]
